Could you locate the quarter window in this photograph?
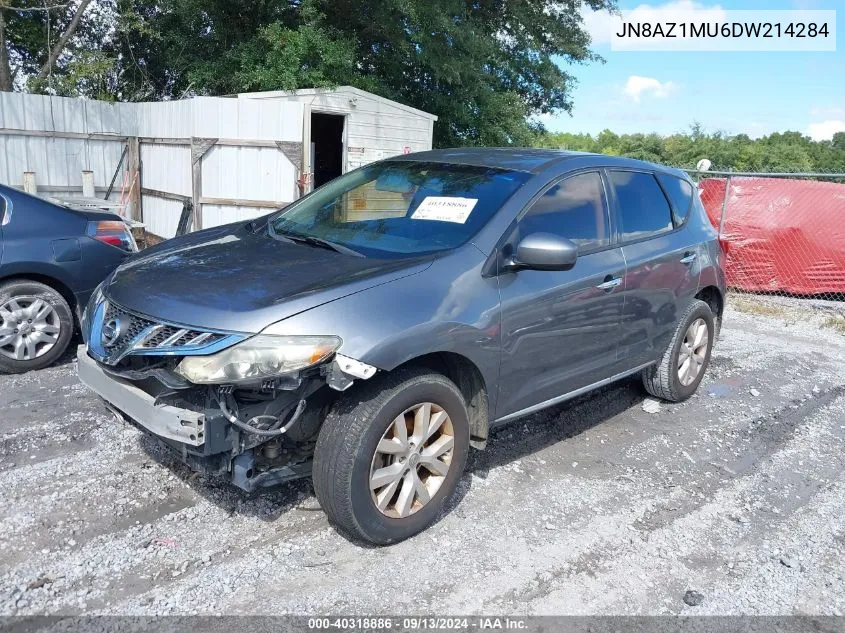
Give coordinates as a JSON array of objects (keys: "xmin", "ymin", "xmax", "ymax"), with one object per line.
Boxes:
[
  {"xmin": 519, "ymin": 172, "xmax": 610, "ymax": 252},
  {"xmin": 656, "ymin": 173, "xmax": 694, "ymax": 226},
  {"xmin": 609, "ymin": 171, "xmax": 673, "ymax": 242}
]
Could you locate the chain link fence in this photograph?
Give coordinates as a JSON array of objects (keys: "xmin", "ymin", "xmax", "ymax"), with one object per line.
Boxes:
[{"xmin": 681, "ymin": 167, "xmax": 845, "ymax": 306}]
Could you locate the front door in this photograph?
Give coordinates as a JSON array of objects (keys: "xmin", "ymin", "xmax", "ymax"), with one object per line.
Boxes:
[{"xmin": 496, "ymin": 171, "xmax": 626, "ymax": 420}]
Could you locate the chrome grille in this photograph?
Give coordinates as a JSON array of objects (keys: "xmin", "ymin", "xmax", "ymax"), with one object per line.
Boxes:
[
  {"xmin": 138, "ymin": 325, "xmax": 222, "ymax": 349},
  {"xmin": 104, "ymin": 303, "xmax": 155, "ymax": 350},
  {"xmin": 89, "ymin": 299, "xmax": 243, "ymax": 366}
]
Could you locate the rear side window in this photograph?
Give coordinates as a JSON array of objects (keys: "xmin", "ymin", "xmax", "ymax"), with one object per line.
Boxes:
[
  {"xmin": 656, "ymin": 173, "xmax": 694, "ymax": 226},
  {"xmin": 519, "ymin": 172, "xmax": 610, "ymax": 252},
  {"xmin": 609, "ymin": 170, "xmax": 673, "ymax": 242}
]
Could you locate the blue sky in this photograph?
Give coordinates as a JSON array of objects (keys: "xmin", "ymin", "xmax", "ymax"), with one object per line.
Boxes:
[{"xmin": 546, "ymin": 0, "xmax": 844, "ymax": 139}]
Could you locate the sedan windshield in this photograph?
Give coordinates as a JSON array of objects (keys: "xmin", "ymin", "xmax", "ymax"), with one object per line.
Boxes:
[{"xmin": 269, "ymin": 161, "xmax": 530, "ymax": 258}]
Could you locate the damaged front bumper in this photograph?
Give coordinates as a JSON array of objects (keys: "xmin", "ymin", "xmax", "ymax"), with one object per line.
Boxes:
[
  {"xmin": 77, "ymin": 344, "xmax": 376, "ymax": 492},
  {"xmin": 78, "ymin": 349, "xmax": 206, "ymax": 446}
]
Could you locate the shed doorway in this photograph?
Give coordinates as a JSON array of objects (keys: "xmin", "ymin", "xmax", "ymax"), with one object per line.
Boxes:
[{"xmin": 310, "ymin": 112, "xmax": 345, "ymax": 188}]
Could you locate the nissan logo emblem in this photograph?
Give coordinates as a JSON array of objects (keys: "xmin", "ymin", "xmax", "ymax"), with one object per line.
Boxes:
[{"xmin": 101, "ymin": 318, "xmax": 123, "ymax": 348}]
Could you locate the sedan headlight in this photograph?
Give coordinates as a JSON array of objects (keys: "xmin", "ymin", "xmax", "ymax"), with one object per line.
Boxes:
[{"xmin": 174, "ymin": 335, "xmax": 341, "ymax": 385}]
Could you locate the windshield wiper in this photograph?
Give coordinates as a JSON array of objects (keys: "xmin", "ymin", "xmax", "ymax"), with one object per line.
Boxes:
[{"xmin": 274, "ymin": 229, "xmax": 364, "ymax": 257}]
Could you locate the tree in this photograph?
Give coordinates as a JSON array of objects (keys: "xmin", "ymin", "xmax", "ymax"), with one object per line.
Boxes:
[
  {"xmin": 535, "ymin": 125, "xmax": 845, "ymax": 172},
  {"xmin": 0, "ymin": 0, "xmax": 105, "ymax": 93},
  {"xmin": 102, "ymin": 0, "xmax": 617, "ymax": 146}
]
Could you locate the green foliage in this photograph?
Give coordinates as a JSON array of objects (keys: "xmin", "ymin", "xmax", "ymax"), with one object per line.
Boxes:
[
  {"xmin": 534, "ymin": 124, "xmax": 845, "ymax": 172},
  {"xmin": 29, "ymin": 49, "xmax": 116, "ymax": 99},
  {"xmin": 2, "ymin": 0, "xmax": 616, "ymax": 148},
  {"xmin": 230, "ymin": 22, "xmax": 360, "ymax": 94}
]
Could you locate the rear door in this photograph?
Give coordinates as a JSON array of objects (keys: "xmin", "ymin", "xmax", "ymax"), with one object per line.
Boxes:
[
  {"xmin": 608, "ymin": 169, "xmax": 701, "ymax": 366},
  {"xmin": 496, "ymin": 170, "xmax": 627, "ymax": 420}
]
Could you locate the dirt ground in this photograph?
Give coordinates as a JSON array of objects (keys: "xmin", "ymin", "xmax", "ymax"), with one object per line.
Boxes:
[{"xmin": 1, "ymin": 296, "xmax": 844, "ymax": 616}]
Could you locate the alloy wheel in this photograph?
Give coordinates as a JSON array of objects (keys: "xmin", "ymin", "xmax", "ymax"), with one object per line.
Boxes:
[
  {"xmin": 678, "ymin": 317, "xmax": 709, "ymax": 386},
  {"xmin": 369, "ymin": 402, "xmax": 455, "ymax": 518},
  {"xmin": 0, "ymin": 297, "xmax": 61, "ymax": 361}
]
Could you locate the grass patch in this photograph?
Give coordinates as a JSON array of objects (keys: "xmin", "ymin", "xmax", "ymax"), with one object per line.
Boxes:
[
  {"xmin": 730, "ymin": 297, "xmax": 788, "ymax": 318},
  {"xmin": 821, "ymin": 316, "xmax": 845, "ymax": 335}
]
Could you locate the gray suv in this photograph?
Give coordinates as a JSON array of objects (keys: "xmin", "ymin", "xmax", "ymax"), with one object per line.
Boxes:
[{"xmin": 78, "ymin": 149, "xmax": 726, "ymax": 544}]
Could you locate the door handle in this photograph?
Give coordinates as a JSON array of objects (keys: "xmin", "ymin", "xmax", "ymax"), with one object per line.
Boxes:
[
  {"xmin": 680, "ymin": 252, "xmax": 697, "ymax": 265},
  {"xmin": 596, "ymin": 276, "xmax": 622, "ymax": 291}
]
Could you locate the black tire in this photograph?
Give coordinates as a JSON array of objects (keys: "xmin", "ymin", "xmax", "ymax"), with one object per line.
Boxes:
[
  {"xmin": 642, "ymin": 299, "xmax": 715, "ymax": 403},
  {"xmin": 0, "ymin": 280, "xmax": 74, "ymax": 374},
  {"xmin": 312, "ymin": 367, "xmax": 470, "ymax": 545}
]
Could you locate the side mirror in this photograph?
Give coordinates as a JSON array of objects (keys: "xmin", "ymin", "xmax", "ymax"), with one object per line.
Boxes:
[{"xmin": 509, "ymin": 232, "xmax": 578, "ymax": 272}]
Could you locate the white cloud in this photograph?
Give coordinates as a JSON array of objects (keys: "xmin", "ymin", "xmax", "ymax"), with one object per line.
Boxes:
[
  {"xmin": 581, "ymin": 6, "xmax": 620, "ymax": 46},
  {"xmin": 582, "ymin": 0, "xmax": 726, "ymax": 46},
  {"xmin": 810, "ymin": 107, "xmax": 845, "ymax": 118},
  {"xmin": 623, "ymin": 76, "xmax": 676, "ymax": 102},
  {"xmin": 806, "ymin": 120, "xmax": 845, "ymax": 141}
]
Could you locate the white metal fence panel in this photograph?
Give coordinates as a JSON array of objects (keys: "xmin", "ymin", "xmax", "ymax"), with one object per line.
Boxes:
[
  {"xmin": 139, "ymin": 142, "xmax": 191, "ymax": 238},
  {"xmin": 0, "ymin": 93, "xmax": 133, "ymax": 194},
  {"xmin": 134, "ymin": 100, "xmax": 194, "ymax": 138},
  {"xmin": 0, "ymin": 93, "xmax": 304, "ymax": 238},
  {"xmin": 191, "ymin": 97, "xmax": 303, "ymax": 230},
  {"xmin": 201, "ymin": 146, "xmax": 297, "ymax": 229},
  {"xmin": 191, "ymin": 96, "xmax": 302, "ymax": 141}
]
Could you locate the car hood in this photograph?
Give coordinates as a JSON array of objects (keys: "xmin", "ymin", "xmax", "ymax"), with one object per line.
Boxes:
[{"xmin": 105, "ymin": 224, "xmax": 432, "ymax": 333}]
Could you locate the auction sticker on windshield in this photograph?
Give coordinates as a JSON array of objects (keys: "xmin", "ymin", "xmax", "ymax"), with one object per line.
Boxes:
[{"xmin": 411, "ymin": 197, "xmax": 478, "ymax": 223}]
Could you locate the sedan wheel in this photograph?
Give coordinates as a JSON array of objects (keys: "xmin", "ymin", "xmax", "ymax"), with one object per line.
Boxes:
[
  {"xmin": 0, "ymin": 280, "xmax": 74, "ymax": 374},
  {"xmin": 370, "ymin": 402, "xmax": 455, "ymax": 518},
  {"xmin": 0, "ymin": 296, "xmax": 62, "ymax": 361}
]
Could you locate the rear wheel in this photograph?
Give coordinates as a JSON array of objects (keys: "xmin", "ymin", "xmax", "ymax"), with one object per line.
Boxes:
[
  {"xmin": 642, "ymin": 299, "xmax": 714, "ymax": 402},
  {"xmin": 0, "ymin": 280, "xmax": 73, "ymax": 374},
  {"xmin": 312, "ymin": 368, "xmax": 470, "ymax": 545}
]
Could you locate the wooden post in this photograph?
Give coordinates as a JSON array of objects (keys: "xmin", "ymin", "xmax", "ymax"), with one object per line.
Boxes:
[
  {"xmin": 127, "ymin": 137, "xmax": 142, "ymax": 222},
  {"xmin": 81, "ymin": 170, "xmax": 95, "ymax": 198},
  {"xmin": 23, "ymin": 171, "xmax": 37, "ymax": 194},
  {"xmin": 190, "ymin": 137, "xmax": 217, "ymax": 232}
]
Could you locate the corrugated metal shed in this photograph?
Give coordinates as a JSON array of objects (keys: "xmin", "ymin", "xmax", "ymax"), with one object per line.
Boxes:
[{"xmin": 238, "ymin": 86, "xmax": 437, "ymax": 190}]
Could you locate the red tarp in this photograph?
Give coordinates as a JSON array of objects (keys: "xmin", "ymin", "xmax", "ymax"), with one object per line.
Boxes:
[{"xmin": 698, "ymin": 177, "xmax": 845, "ymax": 295}]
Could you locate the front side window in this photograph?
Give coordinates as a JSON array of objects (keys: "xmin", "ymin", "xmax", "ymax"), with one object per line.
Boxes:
[
  {"xmin": 269, "ymin": 161, "xmax": 530, "ymax": 258},
  {"xmin": 609, "ymin": 170, "xmax": 674, "ymax": 242},
  {"xmin": 518, "ymin": 171, "xmax": 610, "ymax": 252}
]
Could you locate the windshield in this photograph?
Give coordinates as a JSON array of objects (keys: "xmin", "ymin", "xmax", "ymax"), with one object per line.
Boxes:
[{"xmin": 269, "ymin": 161, "xmax": 530, "ymax": 258}]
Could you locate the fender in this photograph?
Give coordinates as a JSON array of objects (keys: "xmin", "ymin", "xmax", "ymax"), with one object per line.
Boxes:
[
  {"xmin": 262, "ymin": 248, "xmax": 502, "ymax": 415},
  {"xmin": 0, "ymin": 259, "xmax": 79, "ymax": 295}
]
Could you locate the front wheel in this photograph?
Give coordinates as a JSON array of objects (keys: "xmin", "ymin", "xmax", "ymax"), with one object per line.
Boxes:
[
  {"xmin": 642, "ymin": 299, "xmax": 715, "ymax": 403},
  {"xmin": 312, "ymin": 368, "xmax": 470, "ymax": 545}
]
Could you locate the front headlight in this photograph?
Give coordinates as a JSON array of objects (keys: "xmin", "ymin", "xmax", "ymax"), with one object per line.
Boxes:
[{"xmin": 174, "ymin": 335, "xmax": 341, "ymax": 385}]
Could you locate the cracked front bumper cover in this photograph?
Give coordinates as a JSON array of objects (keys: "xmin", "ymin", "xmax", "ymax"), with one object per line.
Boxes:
[{"xmin": 77, "ymin": 345, "xmax": 206, "ymax": 446}]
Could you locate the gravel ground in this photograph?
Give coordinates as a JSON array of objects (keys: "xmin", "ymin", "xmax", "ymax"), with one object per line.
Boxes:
[{"xmin": 1, "ymin": 297, "xmax": 844, "ymax": 616}]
